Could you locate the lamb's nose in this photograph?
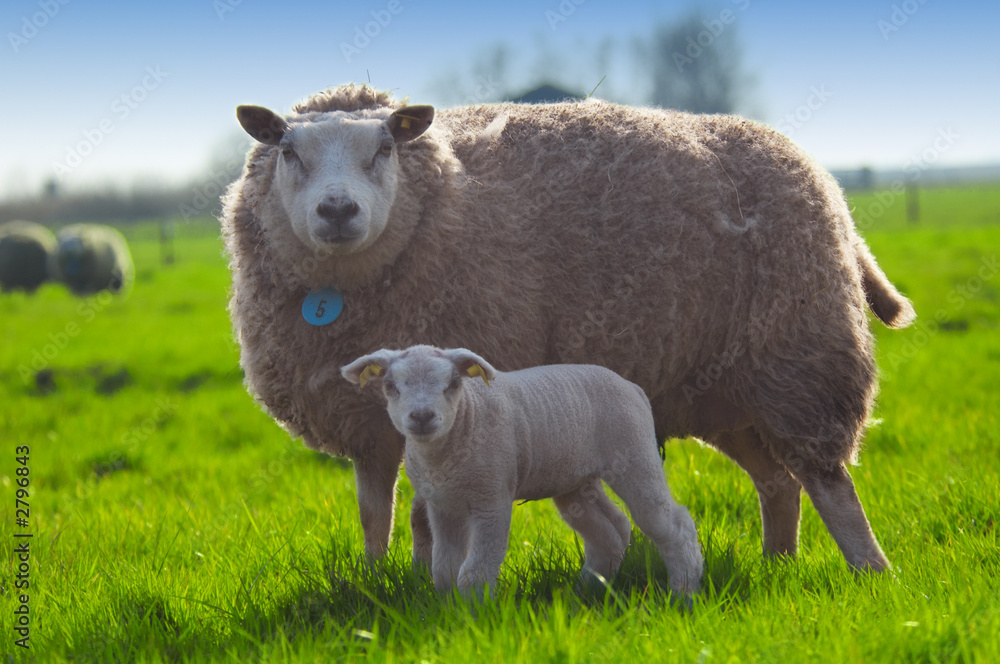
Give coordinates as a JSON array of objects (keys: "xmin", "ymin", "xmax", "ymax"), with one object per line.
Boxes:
[{"xmin": 315, "ymin": 197, "xmax": 359, "ymax": 228}]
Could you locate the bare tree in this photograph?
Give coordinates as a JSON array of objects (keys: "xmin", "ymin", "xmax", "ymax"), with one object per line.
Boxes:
[
  {"xmin": 426, "ymin": 43, "xmax": 510, "ymax": 106},
  {"xmin": 639, "ymin": 12, "xmax": 751, "ymax": 114}
]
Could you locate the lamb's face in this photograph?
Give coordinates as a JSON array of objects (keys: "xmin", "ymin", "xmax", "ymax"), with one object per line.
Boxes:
[
  {"xmin": 341, "ymin": 345, "xmax": 498, "ymax": 446},
  {"xmin": 274, "ymin": 115, "xmax": 398, "ymax": 254},
  {"xmin": 236, "ymin": 104, "xmax": 434, "ymax": 257},
  {"xmin": 381, "ymin": 352, "xmax": 465, "ymax": 444}
]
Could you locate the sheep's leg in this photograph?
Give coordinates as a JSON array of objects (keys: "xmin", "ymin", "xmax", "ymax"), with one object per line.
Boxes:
[
  {"xmin": 410, "ymin": 496, "xmax": 434, "ymax": 571},
  {"xmin": 605, "ymin": 464, "xmax": 703, "ymax": 595},
  {"xmin": 792, "ymin": 462, "xmax": 891, "ymax": 572},
  {"xmin": 427, "ymin": 506, "xmax": 470, "ymax": 592},
  {"xmin": 353, "ymin": 457, "xmax": 400, "ymax": 558},
  {"xmin": 552, "ymin": 480, "xmax": 631, "ymax": 580},
  {"xmin": 710, "ymin": 427, "xmax": 802, "ymax": 558},
  {"xmin": 456, "ymin": 504, "xmax": 513, "ymax": 599}
]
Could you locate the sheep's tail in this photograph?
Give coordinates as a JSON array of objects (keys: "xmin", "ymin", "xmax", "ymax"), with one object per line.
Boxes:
[{"xmin": 856, "ymin": 242, "xmax": 916, "ymax": 329}]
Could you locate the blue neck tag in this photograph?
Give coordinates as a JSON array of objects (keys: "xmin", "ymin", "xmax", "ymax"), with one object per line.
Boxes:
[{"xmin": 302, "ymin": 288, "xmax": 344, "ymax": 326}]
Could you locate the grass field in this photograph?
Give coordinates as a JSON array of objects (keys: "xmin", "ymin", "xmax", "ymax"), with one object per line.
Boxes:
[{"xmin": 1, "ymin": 184, "xmax": 998, "ymax": 662}]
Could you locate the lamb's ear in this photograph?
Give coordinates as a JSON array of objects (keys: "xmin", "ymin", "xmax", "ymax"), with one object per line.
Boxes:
[
  {"xmin": 237, "ymin": 105, "xmax": 288, "ymax": 146},
  {"xmin": 387, "ymin": 105, "xmax": 434, "ymax": 143},
  {"xmin": 445, "ymin": 349, "xmax": 497, "ymax": 387},
  {"xmin": 341, "ymin": 350, "xmax": 398, "ymax": 388}
]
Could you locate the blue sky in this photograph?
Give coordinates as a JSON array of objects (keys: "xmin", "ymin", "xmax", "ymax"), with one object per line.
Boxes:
[{"xmin": 1, "ymin": 0, "xmax": 998, "ymax": 199}]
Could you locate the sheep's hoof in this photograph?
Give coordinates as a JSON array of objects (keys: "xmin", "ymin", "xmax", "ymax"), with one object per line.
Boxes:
[
  {"xmin": 575, "ymin": 569, "xmax": 615, "ymax": 601},
  {"xmin": 411, "ymin": 556, "xmax": 433, "ymax": 581}
]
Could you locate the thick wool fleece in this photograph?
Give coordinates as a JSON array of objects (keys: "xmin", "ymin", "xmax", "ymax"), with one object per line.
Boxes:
[
  {"xmin": 0, "ymin": 220, "xmax": 55, "ymax": 293},
  {"xmin": 49, "ymin": 224, "xmax": 133, "ymax": 296},
  {"xmin": 221, "ymin": 84, "xmax": 913, "ymax": 568}
]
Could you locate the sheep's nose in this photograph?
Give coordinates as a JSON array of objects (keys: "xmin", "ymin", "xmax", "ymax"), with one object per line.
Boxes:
[
  {"xmin": 408, "ymin": 410, "xmax": 435, "ymax": 427},
  {"xmin": 315, "ymin": 197, "xmax": 359, "ymax": 235}
]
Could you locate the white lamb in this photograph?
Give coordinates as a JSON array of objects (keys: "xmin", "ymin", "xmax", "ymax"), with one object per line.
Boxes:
[{"xmin": 341, "ymin": 344, "xmax": 703, "ymax": 598}]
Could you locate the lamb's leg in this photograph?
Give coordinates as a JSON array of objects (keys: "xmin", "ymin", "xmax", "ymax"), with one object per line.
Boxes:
[
  {"xmin": 456, "ymin": 504, "xmax": 513, "ymax": 599},
  {"xmin": 552, "ymin": 480, "xmax": 631, "ymax": 580},
  {"xmin": 605, "ymin": 461, "xmax": 703, "ymax": 595},
  {"xmin": 710, "ymin": 427, "xmax": 802, "ymax": 558},
  {"xmin": 427, "ymin": 506, "xmax": 470, "ymax": 592},
  {"xmin": 792, "ymin": 462, "xmax": 891, "ymax": 572},
  {"xmin": 410, "ymin": 496, "xmax": 434, "ymax": 571},
  {"xmin": 353, "ymin": 456, "xmax": 400, "ymax": 558}
]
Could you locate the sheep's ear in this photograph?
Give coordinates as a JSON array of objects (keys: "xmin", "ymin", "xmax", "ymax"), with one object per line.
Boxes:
[
  {"xmin": 341, "ymin": 351, "xmax": 396, "ymax": 388},
  {"xmin": 445, "ymin": 349, "xmax": 497, "ymax": 387},
  {"xmin": 237, "ymin": 105, "xmax": 288, "ymax": 146},
  {"xmin": 387, "ymin": 105, "xmax": 434, "ymax": 143}
]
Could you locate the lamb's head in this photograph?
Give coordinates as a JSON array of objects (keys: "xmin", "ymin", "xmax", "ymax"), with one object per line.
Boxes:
[
  {"xmin": 236, "ymin": 104, "xmax": 434, "ymax": 255},
  {"xmin": 341, "ymin": 345, "xmax": 496, "ymax": 444}
]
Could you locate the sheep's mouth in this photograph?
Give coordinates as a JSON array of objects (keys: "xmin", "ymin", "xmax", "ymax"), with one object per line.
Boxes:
[
  {"xmin": 312, "ymin": 227, "xmax": 364, "ymax": 246},
  {"xmin": 406, "ymin": 423, "xmax": 441, "ymax": 440}
]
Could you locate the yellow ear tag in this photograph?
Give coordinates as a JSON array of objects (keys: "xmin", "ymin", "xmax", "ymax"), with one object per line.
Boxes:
[
  {"xmin": 399, "ymin": 117, "xmax": 412, "ymax": 129},
  {"xmin": 466, "ymin": 364, "xmax": 491, "ymax": 387},
  {"xmin": 358, "ymin": 364, "xmax": 383, "ymax": 389}
]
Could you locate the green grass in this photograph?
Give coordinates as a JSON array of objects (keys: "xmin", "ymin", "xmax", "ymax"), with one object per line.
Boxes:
[{"xmin": 2, "ymin": 184, "xmax": 998, "ymax": 662}]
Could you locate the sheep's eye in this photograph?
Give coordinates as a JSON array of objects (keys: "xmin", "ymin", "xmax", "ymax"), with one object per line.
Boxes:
[
  {"xmin": 367, "ymin": 141, "xmax": 393, "ymax": 171},
  {"xmin": 446, "ymin": 377, "xmax": 461, "ymax": 392},
  {"xmin": 281, "ymin": 145, "xmax": 297, "ymax": 161},
  {"xmin": 384, "ymin": 380, "xmax": 399, "ymax": 397}
]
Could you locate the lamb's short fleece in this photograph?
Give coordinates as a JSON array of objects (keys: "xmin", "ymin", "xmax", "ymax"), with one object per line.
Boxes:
[{"xmin": 342, "ymin": 345, "xmax": 703, "ymax": 597}]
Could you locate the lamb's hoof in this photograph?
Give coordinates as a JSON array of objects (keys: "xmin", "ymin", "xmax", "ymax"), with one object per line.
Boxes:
[{"xmin": 666, "ymin": 581, "xmax": 699, "ymax": 612}]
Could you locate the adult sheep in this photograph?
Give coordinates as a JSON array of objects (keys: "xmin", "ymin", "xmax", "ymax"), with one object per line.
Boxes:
[
  {"xmin": 49, "ymin": 224, "xmax": 134, "ymax": 296},
  {"xmin": 222, "ymin": 84, "xmax": 914, "ymax": 573},
  {"xmin": 0, "ymin": 220, "xmax": 56, "ymax": 293}
]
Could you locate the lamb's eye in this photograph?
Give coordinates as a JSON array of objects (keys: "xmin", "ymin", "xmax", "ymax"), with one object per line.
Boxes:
[
  {"xmin": 281, "ymin": 146, "xmax": 296, "ymax": 160},
  {"xmin": 446, "ymin": 377, "xmax": 461, "ymax": 392},
  {"xmin": 384, "ymin": 380, "xmax": 399, "ymax": 397}
]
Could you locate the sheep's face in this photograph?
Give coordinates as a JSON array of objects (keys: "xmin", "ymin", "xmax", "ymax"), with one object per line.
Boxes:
[
  {"xmin": 55, "ymin": 235, "xmax": 88, "ymax": 277},
  {"xmin": 341, "ymin": 346, "xmax": 497, "ymax": 445},
  {"xmin": 237, "ymin": 104, "xmax": 434, "ymax": 256}
]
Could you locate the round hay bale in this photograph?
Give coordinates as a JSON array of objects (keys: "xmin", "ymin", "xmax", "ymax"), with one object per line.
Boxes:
[
  {"xmin": 0, "ymin": 220, "xmax": 57, "ymax": 293},
  {"xmin": 50, "ymin": 224, "xmax": 134, "ymax": 296}
]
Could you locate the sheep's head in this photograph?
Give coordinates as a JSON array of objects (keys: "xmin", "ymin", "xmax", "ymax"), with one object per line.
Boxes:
[
  {"xmin": 341, "ymin": 345, "xmax": 496, "ymax": 444},
  {"xmin": 236, "ymin": 103, "xmax": 434, "ymax": 256}
]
